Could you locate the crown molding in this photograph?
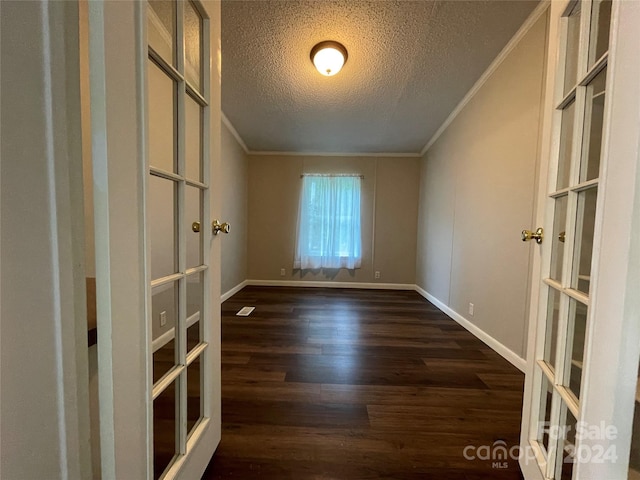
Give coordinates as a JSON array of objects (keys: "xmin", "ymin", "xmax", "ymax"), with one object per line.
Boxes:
[
  {"xmin": 247, "ymin": 150, "xmax": 421, "ymax": 158},
  {"xmin": 420, "ymin": 0, "xmax": 550, "ymax": 157},
  {"xmin": 221, "ymin": 113, "xmax": 249, "ymax": 154},
  {"xmin": 220, "ymin": 113, "xmax": 421, "ymax": 158}
]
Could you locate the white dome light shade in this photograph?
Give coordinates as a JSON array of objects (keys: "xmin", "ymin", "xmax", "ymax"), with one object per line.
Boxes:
[
  {"xmin": 313, "ymin": 48, "xmax": 344, "ymax": 76},
  {"xmin": 310, "ymin": 41, "xmax": 348, "ymax": 77}
]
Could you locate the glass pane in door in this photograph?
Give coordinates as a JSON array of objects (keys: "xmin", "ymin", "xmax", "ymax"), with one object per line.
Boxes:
[
  {"xmin": 184, "ymin": 1, "xmax": 202, "ymax": 91},
  {"xmin": 187, "ymin": 355, "xmax": 203, "ymax": 437},
  {"xmin": 579, "ymin": 68, "xmax": 607, "ymax": 183},
  {"xmin": 571, "ymin": 187, "xmax": 598, "ymax": 294},
  {"xmin": 537, "ymin": 375, "xmax": 555, "ymax": 454},
  {"xmin": 544, "ymin": 288, "xmax": 561, "ymax": 369},
  {"xmin": 149, "ymin": 176, "xmax": 177, "ymax": 279},
  {"xmin": 563, "ymin": 3, "xmax": 582, "ymax": 95},
  {"xmin": 588, "ymin": 0, "xmax": 612, "ymax": 67},
  {"xmin": 185, "ymin": 94, "xmax": 202, "ymax": 182},
  {"xmin": 148, "ymin": 60, "xmax": 176, "ymax": 173},
  {"xmin": 557, "ymin": 102, "xmax": 576, "ymax": 190},
  {"xmin": 153, "ymin": 381, "xmax": 178, "ymax": 479},
  {"xmin": 186, "ymin": 186, "xmax": 202, "ymax": 269},
  {"xmin": 556, "ymin": 406, "xmax": 577, "ymax": 479},
  {"xmin": 152, "ymin": 281, "xmax": 178, "ymax": 382},
  {"xmin": 148, "ymin": 1, "xmax": 175, "ymax": 65},
  {"xmin": 153, "ymin": 339, "xmax": 176, "ymax": 384},
  {"xmin": 550, "ymin": 196, "xmax": 568, "ymax": 282},
  {"xmin": 186, "ymin": 272, "xmax": 203, "ymax": 352},
  {"xmin": 566, "ymin": 299, "xmax": 588, "ymax": 400}
]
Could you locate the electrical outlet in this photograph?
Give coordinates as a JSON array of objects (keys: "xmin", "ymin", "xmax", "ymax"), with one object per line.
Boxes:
[
  {"xmin": 160, "ymin": 311, "xmax": 167, "ymax": 327},
  {"xmin": 374, "ymin": 271, "xmax": 381, "ymax": 279},
  {"xmin": 280, "ymin": 268, "xmax": 286, "ymax": 276},
  {"xmin": 468, "ymin": 303, "xmax": 474, "ymax": 316}
]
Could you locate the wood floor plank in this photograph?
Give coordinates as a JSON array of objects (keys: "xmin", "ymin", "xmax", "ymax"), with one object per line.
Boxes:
[
  {"xmin": 321, "ymin": 344, "xmax": 479, "ymax": 357},
  {"xmin": 203, "ymin": 286, "xmax": 525, "ymax": 479},
  {"xmin": 221, "ymin": 365, "xmax": 287, "ymax": 382},
  {"xmin": 284, "ymin": 365, "xmax": 490, "ymax": 389},
  {"xmin": 220, "ymin": 352, "xmax": 251, "ymax": 365},
  {"xmin": 222, "ymin": 381, "xmax": 322, "ymax": 403},
  {"xmin": 477, "ymin": 373, "xmax": 526, "ymax": 391},
  {"xmin": 221, "ymin": 343, "xmax": 323, "ymax": 355},
  {"xmin": 367, "ymin": 404, "xmax": 522, "ymax": 435},
  {"xmin": 222, "ymin": 399, "xmax": 370, "ymax": 428},
  {"xmin": 207, "ymin": 424, "xmax": 522, "ymax": 478},
  {"xmin": 422, "ymin": 357, "xmax": 520, "ymax": 372},
  {"xmin": 246, "ymin": 352, "xmax": 426, "ymax": 370}
]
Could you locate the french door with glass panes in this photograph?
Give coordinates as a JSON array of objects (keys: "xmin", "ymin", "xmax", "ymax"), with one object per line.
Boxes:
[
  {"xmin": 147, "ymin": 1, "xmax": 221, "ymax": 479},
  {"xmin": 520, "ymin": 0, "xmax": 640, "ymax": 479}
]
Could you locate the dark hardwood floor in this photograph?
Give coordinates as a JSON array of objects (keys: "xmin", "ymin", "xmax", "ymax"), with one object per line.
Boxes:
[{"xmin": 203, "ymin": 286, "xmax": 525, "ymax": 479}]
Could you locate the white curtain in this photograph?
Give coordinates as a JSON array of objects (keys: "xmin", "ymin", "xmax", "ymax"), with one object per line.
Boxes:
[{"xmin": 294, "ymin": 175, "xmax": 362, "ymax": 270}]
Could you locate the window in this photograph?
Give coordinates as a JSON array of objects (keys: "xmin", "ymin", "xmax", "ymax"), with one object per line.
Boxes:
[{"xmin": 294, "ymin": 175, "xmax": 362, "ymax": 270}]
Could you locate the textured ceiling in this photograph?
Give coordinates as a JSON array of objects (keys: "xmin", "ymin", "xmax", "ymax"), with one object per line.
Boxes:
[{"xmin": 221, "ymin": 0, "xmax": 539, "ymax": 154}]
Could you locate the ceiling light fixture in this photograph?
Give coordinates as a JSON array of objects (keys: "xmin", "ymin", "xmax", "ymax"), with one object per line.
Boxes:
[{"xmin": 310, "ymin": 41, "xmax": 348, "ymax": 77}]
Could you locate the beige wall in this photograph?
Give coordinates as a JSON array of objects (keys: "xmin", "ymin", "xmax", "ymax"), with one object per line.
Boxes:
[
  {"xmin": 247, "ymin": 155, "xmax": 419, "ymax": 284},
  {"xmin": 416, "ymin": 11, "xmax": 548, "ymax": 358},
  {"xmin": 221, "ymin": 122, "xmax": 249, "ymax": 293}
]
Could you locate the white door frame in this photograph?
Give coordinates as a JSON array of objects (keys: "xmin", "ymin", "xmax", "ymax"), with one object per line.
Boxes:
[
  {"xmin": 88, "ymin": 1, "xmax": 150, "ymax": 477},
  {"xmin": 520, "ymin": 0, "xmax": 640, "ymax": 478},
  {"xmin": 1, "ymin": 1, "xmax": 91, "ymax": 478}
]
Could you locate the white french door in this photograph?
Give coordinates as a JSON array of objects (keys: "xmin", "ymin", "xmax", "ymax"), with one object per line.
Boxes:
[
  {"xmin": 146, "ymin": 1, "xmax": 223, "ymax": 478},
  {"xmin": 522, "ymin": 1, "xmax": 612, "ymax": 477},
  {"xmin": 520, "ymin": 1, "xmax": 640, "ymax": 479},
  {"xmin": 92, "ymin": 1, "xmax": 221, "ymax": 478}
]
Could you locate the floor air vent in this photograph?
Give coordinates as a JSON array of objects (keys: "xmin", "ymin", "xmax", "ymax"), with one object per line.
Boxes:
[{"xmin": 236, "ymin": 306, "xmax": 255, "ymax": 317}]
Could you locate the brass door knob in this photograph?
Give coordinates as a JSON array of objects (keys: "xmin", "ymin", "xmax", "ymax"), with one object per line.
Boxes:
[
  {"xmin": 212, "ymin": 219, "xmax": 230, "ymax": 235},
  {"xmin": 192, "ymin": 221, "xmax": 201, "ymax": 233},
  {"xmin": 522, "ymin": 227, "xmax": 544, "ymax": 244}
]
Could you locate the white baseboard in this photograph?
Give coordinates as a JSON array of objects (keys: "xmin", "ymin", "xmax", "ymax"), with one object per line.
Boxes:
[
  {"xmin": 221, "ymin": 280, "xmax": 248, "ymax": 302},
  {"xmin": 414, "ymin": 285, "xmax": 526, "ymax": 373},
  {"xmin": 245, "ymin": 279, "xmax": 415, "ymax": 290}
]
